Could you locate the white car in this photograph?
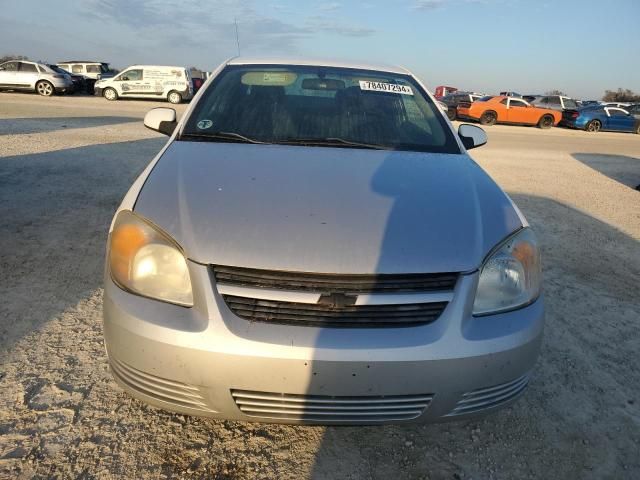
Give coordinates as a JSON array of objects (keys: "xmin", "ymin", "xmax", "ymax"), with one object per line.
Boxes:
[
  {"xmin": 94, "ymin": 65, "xmax": 194, "ymax": 104},
  {"xmin": 57, "ymin": 61, "xmax": 113, "ymax": 93},
  {"xmin": 529, "ymin": 95, "xmax": 579, "ymax": 111},
  {"xmin": 0, "ymin": 60, "xmax": 74, "ymax": 96},
  {"xmin": 56, "ymin": 61, "xmax": 112, "ymax": 81}
]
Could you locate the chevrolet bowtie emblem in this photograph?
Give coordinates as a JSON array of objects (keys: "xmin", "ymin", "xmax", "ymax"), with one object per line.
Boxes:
[{"xmin": 318, "ymin": 293, "xmax": 357, "ymax": 308}]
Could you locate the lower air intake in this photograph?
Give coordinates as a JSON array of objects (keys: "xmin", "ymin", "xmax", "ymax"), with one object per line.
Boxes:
[
  {"xmin": 231, "ymin": 389, "xmax": 433, "ymax": 422},
  {"xmin": 446, "ymin": 373, "xmax": 530, "ymax": 417},
  {"xmin": 109, "ymin": 356, "xmax": 214, "ymax": 413}
]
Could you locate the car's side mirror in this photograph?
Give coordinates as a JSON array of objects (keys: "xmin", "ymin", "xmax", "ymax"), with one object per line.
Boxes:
[
  {"xmin": 458, "ymin": 124, "xmax": 487, "ymax": 150},
  {"xmin": 144, "ymin": 108, "xmax": 177, "ymax": 136}
]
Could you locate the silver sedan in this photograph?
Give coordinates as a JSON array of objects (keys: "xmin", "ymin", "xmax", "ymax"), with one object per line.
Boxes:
[{"xmin": 103, "ymin": 57, "xmax": 544, "ymax": 424}]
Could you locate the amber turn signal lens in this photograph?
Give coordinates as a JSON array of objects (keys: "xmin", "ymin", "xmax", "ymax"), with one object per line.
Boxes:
[{"xmin": 108, "ymin": 211, "xmax": 193, "ymax": 307}]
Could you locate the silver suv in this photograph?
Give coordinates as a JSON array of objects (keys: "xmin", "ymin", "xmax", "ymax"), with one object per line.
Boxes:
[{"xmin": 0, "ymin": 60, "xmax": 73, "ymax": 96}]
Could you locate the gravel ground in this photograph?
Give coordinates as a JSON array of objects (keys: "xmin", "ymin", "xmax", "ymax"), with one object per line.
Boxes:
[{"xmin": 1, "ymin": 92, "xmax": 639, "ymax": 479}]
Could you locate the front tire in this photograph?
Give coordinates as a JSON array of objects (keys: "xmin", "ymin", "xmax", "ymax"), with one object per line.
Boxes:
[
  {"xmin": 586, "ymin": 119, "xmax": 601, "ymax": 132},
  {"xmin": 446, "ymin": 108, "xmax": 457, "ymax": 121},
  {"xmin": 167, "ymin": 91, "xmax": 182, "ymax": 104},
  {"xmin": 537, "ymin": 114, "xmax": 554, "ymax": 129},
  {"xmin": 479, "ymin": 111, "xmax": 497, "ymax": 126},
  {"xmin": 103, "ymin": 88, "xmax": 118, "ymax": 101},
  {"xmin": 36, "ymin": 81, "xmax": 54, "ymax": 97}
]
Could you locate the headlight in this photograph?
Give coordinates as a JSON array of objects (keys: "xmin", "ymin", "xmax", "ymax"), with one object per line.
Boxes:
[
  {"xmin": 473, "ymin": 228, "xmax": 541, "ymax": 316},
  {"xmin": 108, "ymin": 210, "xmax": 193, "ymax": 307}
]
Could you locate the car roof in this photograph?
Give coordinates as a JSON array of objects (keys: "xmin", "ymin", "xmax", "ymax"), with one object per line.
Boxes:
[
  {"xmin": 226, "ymin": 56, "xmax": 411, "ymax": 75},
  {"xmin": 58, "ymin": 61, "xmax": 107, "ymax": 64},
  {"xmin": 123, "ymin": 65, "xmax": 186, "ymax": 69},
  {"xmin": 2, "ymin": 59, "xmax": 36, "ymax": 64}
]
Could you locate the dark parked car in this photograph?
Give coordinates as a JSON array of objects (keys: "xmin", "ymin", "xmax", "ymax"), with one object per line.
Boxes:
[
  {"xmin": 626, "ymin": 104, "xmax": 640, "ymax": 117},
  {"xmin": 48, "ymin": 65, "xmax": 84, "ymax": 93},
  {"xmin": 440, "ymin": 92, "xmax": 484, "ymax": 121},
  {"xmin": 529, "ymin": 95, "xmax": 579, "ymax": 111},
  {"xmin": 562, "ymin": 105, "xmax": 640, "ymax": 133}
]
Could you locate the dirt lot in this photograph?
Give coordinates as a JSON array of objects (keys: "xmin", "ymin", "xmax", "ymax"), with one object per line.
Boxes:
[{"xmin": 1, "ymin": 92, "xmax": 639, "ymax": 479}]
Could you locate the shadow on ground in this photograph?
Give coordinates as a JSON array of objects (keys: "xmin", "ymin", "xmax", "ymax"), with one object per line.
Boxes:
[
  {"xmin": 572, "ymin": 153, "xmax": 640, "ymax": 190},
  {"xmin": 0, "ymin": 137, "xmax": 165, "ymax": 352},
  {"xmin": 0, "ymin": 116, "xmax": 141, "ymax": 135},
  {"xmin": 308, "ymin": 193, "xmax": 639, "ymax": 480}
]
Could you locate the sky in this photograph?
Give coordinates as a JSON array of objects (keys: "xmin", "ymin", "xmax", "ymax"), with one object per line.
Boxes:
[{"xmin": 1, "ymin": 0, "xmax": 638, "ymax": 99}]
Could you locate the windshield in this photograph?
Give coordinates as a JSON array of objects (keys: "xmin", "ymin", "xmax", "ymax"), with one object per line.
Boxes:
[{"xmin": 183, "ymin": 65, "xmax": 460, "ymax": 153}]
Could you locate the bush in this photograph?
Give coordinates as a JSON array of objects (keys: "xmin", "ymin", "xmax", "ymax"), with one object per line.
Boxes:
[
  {"xmin": 602, "ymin": 88, "xmax": 640, "ymax": 102},
  {"xmin": 0, "ymin": 54, "xmax": 28, "ymax": 63}
]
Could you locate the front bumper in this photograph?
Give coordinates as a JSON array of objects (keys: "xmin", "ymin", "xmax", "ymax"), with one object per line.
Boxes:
[{"xmin": 103, "ymin": 262, "xmax": 544, "ymax": 424}]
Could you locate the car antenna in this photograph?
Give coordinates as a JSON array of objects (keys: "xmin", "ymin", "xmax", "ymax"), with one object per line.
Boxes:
[{"xmin": 234, "ymin": 18, "xmax": 241, "ymax": 56}]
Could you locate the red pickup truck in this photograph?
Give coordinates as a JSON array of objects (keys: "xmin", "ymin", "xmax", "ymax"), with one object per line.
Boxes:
[{"xmin": 434, "ymin": 85, "xmax": 458, "ymax": 98}]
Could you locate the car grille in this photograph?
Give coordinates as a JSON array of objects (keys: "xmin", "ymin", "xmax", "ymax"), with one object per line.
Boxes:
[
  {"xmin": 212, "ymin": 265, "xmax": 458, "ymax": 293},
  {"xmin": 445, "ymin": 373, "xmax": 530, "ymax": 417},
  {"xmin": 222, "ymin": 295, "xmax": 447, "ymax": 328},
  {"xmin": 231, "ymin": 389, "xmax": 433, "ymax": 422},
  {"xmin": 213, "ymin": 265, "xmax": 457, "ymax": 328},
  {"xmin": 109, "ymin": 356, "xmax": 214, "ymax": 413}
]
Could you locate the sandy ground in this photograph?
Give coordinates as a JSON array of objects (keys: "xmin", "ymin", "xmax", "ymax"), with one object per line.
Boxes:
[{"xmin": 0, "ymin": 92, "xmax": 639, "ymax": 479}]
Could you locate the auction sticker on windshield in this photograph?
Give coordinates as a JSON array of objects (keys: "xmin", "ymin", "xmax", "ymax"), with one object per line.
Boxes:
[{"xmin": 359, "ymin": 80, "xmax": 413, "ymax": 95}]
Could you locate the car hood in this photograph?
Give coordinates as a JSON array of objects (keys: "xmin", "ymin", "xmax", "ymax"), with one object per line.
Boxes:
[{"xmin": 133, "ymin": 142, "xmax": 523, "ymax": 274}]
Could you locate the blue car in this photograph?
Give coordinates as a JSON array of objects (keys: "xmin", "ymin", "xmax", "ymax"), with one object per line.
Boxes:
[{"xmin": 562, "ymin": 105, "xmax": 640, "ymax": 133}]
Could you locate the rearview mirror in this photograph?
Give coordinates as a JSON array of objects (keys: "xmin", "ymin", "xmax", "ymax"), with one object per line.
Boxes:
[
  {"xmin": 144, "ymin": 108, "xmax": 177, "ymax": 136},
  {"xmin": 458, "ymin": 124, "xmax": 487, "ymax": 150}
]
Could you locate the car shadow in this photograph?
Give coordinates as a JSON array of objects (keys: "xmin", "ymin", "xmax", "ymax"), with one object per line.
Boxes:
[
  {"xmin": 0, "ymin": 116, "xmax": 141, "ymax": 135},
  {"xmin": 0, "ymin": 137, "xmax": 166, "ymax": 352},
  {"xmin": 306, "ymin": 185, "xmax": 639, "ymax": 479},
  {"xmin": 572, "ymin": 153, "xmax": 640, "ymax": 191}
]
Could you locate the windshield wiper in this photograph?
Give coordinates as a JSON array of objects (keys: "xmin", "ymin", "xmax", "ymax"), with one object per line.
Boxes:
[
  {"xmin": 278, "ymin": 137, "xmax": 392, "ymax": 150},
  {"xmin": 181, "ymin": 131, "xmax": 268, "ymax": 144}
]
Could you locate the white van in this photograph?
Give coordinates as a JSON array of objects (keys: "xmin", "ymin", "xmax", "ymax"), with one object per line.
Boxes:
[{"xmin": 94, "ymin": 65, "xmax": 193, "ymax": 104}]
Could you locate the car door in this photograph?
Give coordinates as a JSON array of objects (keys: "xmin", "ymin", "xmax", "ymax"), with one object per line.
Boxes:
[
  {"xmin": 116, "ymin": 69, "xmax": 144, "ymax": 96},
  {"xmin": 17, "ymin": 62, "xmax": 40, "ymax": 88},
  {"xmin": 604, "ymin": 108, "xmax": 634, "ymax": 132},
  {"xmin": 0, "ymin": 61, "xmax": 19, "ymax": 87},
  {"xmin": 85, "ymin": 64, "xmax": 101, "ymax": 79},
  {"xmin": 506, "ymin": 98, "xmax": 531, "ymax": 123}
]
